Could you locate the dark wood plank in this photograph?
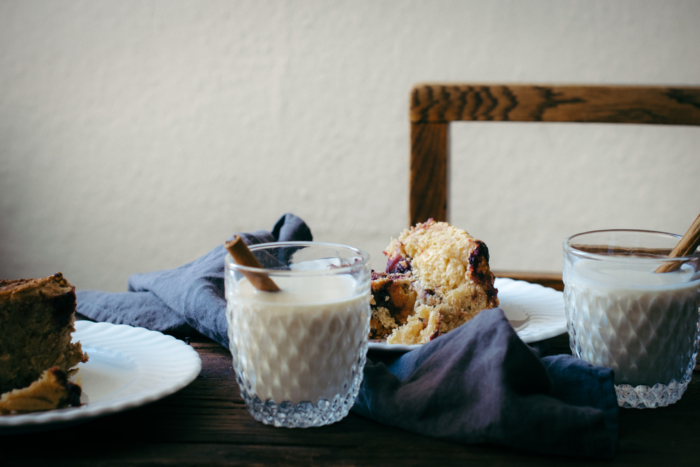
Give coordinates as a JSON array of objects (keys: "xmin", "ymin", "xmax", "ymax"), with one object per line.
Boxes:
[
  {"xmin": 0, "ymin": 439, "xmax": 601, "ymax": 467},
  {"xmin": 6, "ymin": 352, "xmax": 700, "ymax": 466},
  {"xmin": 6, "ymin": 316, "xmax": 700, "ymax": 466},
  {"xmin": 410, "ymin": 84, "xmax": 700, "ymax": 125},
  {"xmin": 409, "ymin": 122, "xmax": 448, "ymax": 225}
]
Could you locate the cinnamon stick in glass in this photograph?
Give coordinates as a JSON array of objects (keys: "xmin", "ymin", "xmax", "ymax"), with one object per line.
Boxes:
[
  {"xmin": 224, "ymin": 236, "xmax": 280, "ymax": 292},
  {"xmin": 655, "ymin": 213, "xmax": 700, "ymax": 273}
]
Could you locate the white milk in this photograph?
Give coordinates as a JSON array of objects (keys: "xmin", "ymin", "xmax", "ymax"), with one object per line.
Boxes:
[
  {"xmin": 565, "ymin": 260, "xmax": 700, "ymax": 386},
  {"xmin": 226, "ymin": 274, "xmax": 370, "ymax": 404}
]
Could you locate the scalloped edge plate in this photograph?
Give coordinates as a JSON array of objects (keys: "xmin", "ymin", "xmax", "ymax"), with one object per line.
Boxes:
[
  {"xmin": 368, "ymin": 278, "xmax": 567, "ymax": 351},
  {"xmin": 0, "ymin": 321, "xmax": 201, "ymax": 434}
]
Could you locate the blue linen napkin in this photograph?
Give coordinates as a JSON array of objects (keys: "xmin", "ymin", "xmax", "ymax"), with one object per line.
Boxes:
[
  {"xmin": 76, "ymin": 213, "xmax": 312, "ymax": 347},
  {"xmin": 353, "ymin": 308, "xmax": 618, "ymax": 458},
  {"xmin": 76, "ymin": 213, "xmax": 618, "ymax": 458}
]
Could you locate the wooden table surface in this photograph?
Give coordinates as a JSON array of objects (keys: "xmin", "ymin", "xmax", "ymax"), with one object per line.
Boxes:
[{"xmin": 4, "ymin": 274, "xmax": 700, "ymax": 466}]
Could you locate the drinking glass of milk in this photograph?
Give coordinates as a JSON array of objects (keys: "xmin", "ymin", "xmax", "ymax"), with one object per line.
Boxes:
[
  {"xmin": 224, "ymin": 242, "xmax": 371, "ymax": 427},
  {"xmin": 563, "ymin": 230, "xmax": 700, "ymax": 409}
]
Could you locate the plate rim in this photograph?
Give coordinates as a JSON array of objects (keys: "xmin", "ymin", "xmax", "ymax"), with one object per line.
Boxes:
[{"xmin": 0, "ymin": 321, "xmax": 202, "ymax": 432}]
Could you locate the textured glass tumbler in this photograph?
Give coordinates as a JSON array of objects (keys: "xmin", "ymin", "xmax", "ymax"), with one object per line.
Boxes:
[
  {"xmin": 224, "ymin": 242, "xmax": 371, "ymax": 427},
  {"xmin": 563, "ymin": 230, "xmax": 700, "ymax": 409}
]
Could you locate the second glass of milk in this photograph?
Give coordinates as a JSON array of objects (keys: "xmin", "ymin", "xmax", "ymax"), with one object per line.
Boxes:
[
  {"xmin": 224, "ymin": 241, "xmax": 370, "ymax": 427},
  {"xmin": 563, "ymin": 230, "xmax": 700, "ymax": 409}
]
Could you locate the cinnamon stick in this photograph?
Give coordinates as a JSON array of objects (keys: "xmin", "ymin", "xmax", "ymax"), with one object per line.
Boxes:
[
  {"xmin": 655, "ymin": 213, "xmax": 700, "ymax": 273},
  {"xmin": 224, "ymin": 236, "xmax": 280, "ymax": 292}
]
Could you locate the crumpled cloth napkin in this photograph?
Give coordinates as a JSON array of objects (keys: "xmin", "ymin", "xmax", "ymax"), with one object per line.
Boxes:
[
  {"xmin": 76, "ymin": 214, "xmax": 618, "ymax": 458},
  {"xmin": 76, "ymin": 213, "xmax": 312, "ymax": 347},
  {"xmin": 353, "ymin": 308, "xmax": 618, "ymax": 458}
]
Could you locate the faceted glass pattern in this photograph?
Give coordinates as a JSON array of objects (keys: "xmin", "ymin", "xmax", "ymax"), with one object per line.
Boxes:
[
  {"xmin": 227, "ymin": 296, "xmax": 370, "ymax": 427},
  {"xmin": 565, "ymin": 284, "xmax": 700, "ymax": 408},
  {"xmin": 225, "ymin": 242, "xmax": 371, "ymax": 427},
  {"xmin": 563, "ymin": 230, "xmax": 700, "ymax": 409}
]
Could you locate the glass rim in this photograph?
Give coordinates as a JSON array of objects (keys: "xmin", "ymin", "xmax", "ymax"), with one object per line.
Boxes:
[
  {"xmin": 224, "ymin": 241, "xmax": 370, "ymax": 275},
  {"xmin": 562, "ymin": 228, "xmax": 693, "ymax": 263}
]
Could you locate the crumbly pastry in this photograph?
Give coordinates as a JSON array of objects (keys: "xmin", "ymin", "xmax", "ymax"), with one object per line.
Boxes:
[
  {"xmin": 370, "ymin": 220, "xmax": 499, "ymax": 345},
  {"xmin": 0, "ymin": 367, "xmax": 82, "ymax": 415},
  {"xmin": 369, "ymin": 272, "xmax": 417, "ymax": 339},
  {"xmin": 0, "ymin": 272, "xmax": 88, "ymax": 412}
]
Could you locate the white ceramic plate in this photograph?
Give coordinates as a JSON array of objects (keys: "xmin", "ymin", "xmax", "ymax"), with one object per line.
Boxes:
[
  {"xmin": 0, "ymin": 321, "xmax": 201, "ymax": 434},
  {"xmin": 368, "ymin": 277, "xmax": 567, "ymax": 351}
]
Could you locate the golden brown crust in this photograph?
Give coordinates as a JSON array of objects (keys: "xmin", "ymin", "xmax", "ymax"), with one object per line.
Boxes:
[{"xmin": 0, "ymin": 272, "xmax": 73, "ymax": 297}]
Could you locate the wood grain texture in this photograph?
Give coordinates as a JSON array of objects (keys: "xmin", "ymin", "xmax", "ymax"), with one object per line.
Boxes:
[
  {"xmin": 408, "ymin": 83, "xmax": 700, "ymax": 225},
  {"xmin": 410, "ymin": 84, "xmax": 700, "ymax": 124},
  {"xmin": 410, "ymin": 122, "xmax": 448, "ymax": 225}
]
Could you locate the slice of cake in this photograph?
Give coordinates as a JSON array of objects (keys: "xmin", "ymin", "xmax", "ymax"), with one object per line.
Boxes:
[
  {"xmin": 0, "ymin": 367, "xmax": 82, "ymax": 415},
  {"xmin": 370, "ymin": 220, "xmax": 499, "ymax": 345},
  {"xmin": 0, "ymin": 273, "xmax": 88, "ymax": 399}
]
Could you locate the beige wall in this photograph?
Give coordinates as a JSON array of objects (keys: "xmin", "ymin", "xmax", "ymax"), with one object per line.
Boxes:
[{"xmin": 1, "ymin": 0, "xmax": 699, "ymax": 291}]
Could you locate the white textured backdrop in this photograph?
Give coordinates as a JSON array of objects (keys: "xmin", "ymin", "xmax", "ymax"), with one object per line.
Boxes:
[{"xmin": 1, "ymin": 0, "xmax": 699, "ymax": 291}]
